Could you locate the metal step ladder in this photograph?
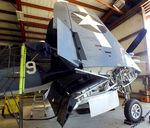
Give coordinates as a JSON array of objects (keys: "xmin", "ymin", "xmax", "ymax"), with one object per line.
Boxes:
[{"xmin": 30, "ymin": 91, "xmax": 47, "ymax": 118}]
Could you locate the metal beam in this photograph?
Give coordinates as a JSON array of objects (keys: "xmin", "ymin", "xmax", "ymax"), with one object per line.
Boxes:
[
  {"xmin": 0, "ymin": 19, "xmax": 48, "ymax": 29},
  {"xmin": 0, "ymin": 27, "xmax": 20, "ymax": 32},
  {"xmin": 21, "ymin": 1, "xmax": 53, "ymax": 12},
  {"xmin": 96, "ymin": 0, "xmax": 123, "ymax": 14},
  {"xmin": 1, "ymin": 0, "xmax": 107, "ymax": 13},
  {"xmin": 25, "ymin": 30, "xmax": 46, "ymax": 35},
  {"xmin": 19, "ymin": 43, "xmax": 26, "ymax": 128},
  {"xmin": 100, "ymin": 0, "xmax": 129, "ymax": 23},
  {"xmin": 24, "ymin": 14, "xmax": 50, "ymax": 21},
  {"xmin": 101, "ymin": 10, "xmax": 113, "ymax": 22},
  {"xmin": 0, "ymin": 9, "xmax": 50, "ymax": 21},
  {"xmin": 27, "ymin": 36, "xmax": 45, "ymax": 40},
  {"xmin": 0, "ymin": 38, "xmax": 21, "ymax": 42},
  {"xmin": 0, "ymin": 27, "xmax": 46, "ymax": 35},
  {"xmin": 0, "ymin": 33, "xmax": 21, "ymax": 37},
  {"xmin": 67, "ymin": 0, "xmax": 107, "ymax": 12},
  {"xmin": 24, "ymin": 21, "xmax": 48, "ymax": 29},
  {"xmin": 0, "ymin": 0, "xmax": 16, "ymax": 3},
  {"xmin": 142, "ymin": 0, "xmax": 150, "ymax": 7},
  {"xmin": 0, "ymin": 9, "xmax": 16, "ymax": 15},
  {"xmin": 0, "ymin": 19, "xmax": 18, "ymax": 24},
  {"xmin": 16, "ymin": 1, "xmax": 26, "ymax": 127},
  {"xmin": 16, "ymin": 0, "xmax": 26, "ymax": 42},
  {"xmin": 108, "ymin": 0, "xmax": 147, "ymax": 30}
]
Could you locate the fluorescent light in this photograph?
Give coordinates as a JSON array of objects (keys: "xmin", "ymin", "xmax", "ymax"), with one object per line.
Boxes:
[
  {"xmin": 113, "ymin": 0, "xmax": 125, "ymax": 10},
  {"xmin": 40, "ymin": 40, "xmax": 45, "ymax": 43}
]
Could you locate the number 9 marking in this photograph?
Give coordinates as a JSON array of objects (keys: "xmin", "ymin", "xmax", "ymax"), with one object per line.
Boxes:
[{"xmin": 26, "ymin": 61, "xmax": 36, "ymax": 74}]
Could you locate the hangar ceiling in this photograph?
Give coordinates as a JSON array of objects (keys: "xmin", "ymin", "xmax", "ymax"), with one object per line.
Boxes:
[{"xmin": 0, "ymin": 0, "xmax": 148, "ymax": 44}]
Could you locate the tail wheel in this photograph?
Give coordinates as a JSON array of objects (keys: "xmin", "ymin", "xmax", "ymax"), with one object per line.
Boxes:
[{"xmin": 124, "ymin": 99, "xmax": 142, "ymax": 123}]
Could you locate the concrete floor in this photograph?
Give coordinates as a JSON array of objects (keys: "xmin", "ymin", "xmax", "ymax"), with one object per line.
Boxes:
[{"xmin": 0, "ymin": 99, "xmax": 150, "ymax": 128}]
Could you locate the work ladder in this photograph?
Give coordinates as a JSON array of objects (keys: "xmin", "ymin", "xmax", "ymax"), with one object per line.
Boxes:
[{"xmin": 30, "ymin": 91, "xmax": 47, "ymax": 118}]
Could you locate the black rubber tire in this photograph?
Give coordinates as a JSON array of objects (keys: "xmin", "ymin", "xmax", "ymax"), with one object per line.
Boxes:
[{"xmin": 124, "ymin": 98, "xmax": 142, "ymax": 123}]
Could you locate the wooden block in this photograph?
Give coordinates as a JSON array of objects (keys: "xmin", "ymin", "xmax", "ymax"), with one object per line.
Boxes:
[
  {"xmin": 145, "ymin": 90, "xmax": 150, "ymax": 96},
  {"xmin": 139, "ymin": 90, "xmax": 150, "ymax": 96},
  {"xmin": 140, "ymin": 95, "xmax": 150, "ymax": 103}
]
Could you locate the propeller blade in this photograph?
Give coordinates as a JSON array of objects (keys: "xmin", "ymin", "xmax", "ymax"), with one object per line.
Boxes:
[{"xmin": 126, "ymin": 28, "xmax": 147, "ymax": 53}]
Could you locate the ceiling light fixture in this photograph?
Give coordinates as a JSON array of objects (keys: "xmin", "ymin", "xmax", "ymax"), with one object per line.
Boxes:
[{"xmin": 113, "ymin": 0, "xmax": 125, "ymax": 10}]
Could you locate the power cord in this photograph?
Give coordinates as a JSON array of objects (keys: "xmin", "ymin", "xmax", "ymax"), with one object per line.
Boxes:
[{"xmin": 22, "ymin": 115, "xmax": 56, "ymax": 121}]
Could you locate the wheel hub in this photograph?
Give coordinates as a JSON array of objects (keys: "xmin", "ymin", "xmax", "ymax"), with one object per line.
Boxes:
[{"xmin": 131, "ymin": 104, "xmax": 141, "ymax": 119}]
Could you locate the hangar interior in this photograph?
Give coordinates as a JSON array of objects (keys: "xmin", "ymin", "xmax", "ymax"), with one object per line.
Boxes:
[{"xmin": 0, "ymin": 0, "xmax": 150, "ymax": 128}]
